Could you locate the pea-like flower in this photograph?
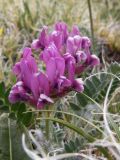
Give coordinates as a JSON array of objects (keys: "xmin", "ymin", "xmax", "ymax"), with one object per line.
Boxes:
[{"xmin": 9, "ymin": 22, "xmax": 99, "ymax": 109}]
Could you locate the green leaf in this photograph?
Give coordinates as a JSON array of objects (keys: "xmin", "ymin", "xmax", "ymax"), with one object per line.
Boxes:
[
  {"xmin": 39, "ymin": 117, "xmax": 112, "ymax": 159},
  {"xmin": 17, "ymin": 103, "xmax": 26, "ymax": 121},
  {"xmin": 0, "ymin": 113, "xmax": 29, "ymax": 160},
  {"xmin": 0, "ymin": 105, "xmax": 9, "ymax": 112},
  {"xmin": 39, "ymin": 117, "xmax": 94, "ymax": 142},
  {"xmin": 9, "ymin": 112, "xmax": 16, "ymax": 120},
  {"xmin": 4, "ymin": 88, "xmax": 11, "ymax": 105},
  {"xmin": 92, "ymin": 76, "xmax": 101, "ymax": 86},
  {"xmin": 0, "ymin": 99, "xmax": 4, "ymax": 105},
  {"xmin": 75, "ymin": 137, "xmax": 81, "ymax": 146},
  {"xmin": 76, "ymin": 73, "xmax": 120, "ymax": 106},
  {"xmin": 22, "ymin": 112, "xmax": 33, "ymax": 126},
  {"xmin": 64, "ymin": 138, "xmax": 83, "ymax": 153},
  {"xmin": 64, "ymin": 143, "xmax": 73, "ymax": 153},
  {"xmin": 69, "ymin": 102, "xmax": 81, "ymax": 111},
  {"xmin": 85, "ymin": 79, "xmax": 97, "ymax": 94},
  {"xmin": 109, "ymin": 62, "xmax": 120, "ymax": 75},
  {"xmin": 11, "ymin": 103, "xmax": 21, "ymax": 112},
  {"xmin": 69, "ymin": 140, "xmax": 76, "ymax": 151},
  {"xmin": 76, "ymin": 93, "xmax": 88, "ymax": 107},
  {"xmin": 0, "ymin": 82, "xmax": 5, "ymax": 98},
  {"xmin": 109, "ymin": 116, "xmax": 120, "ymax": 142}
]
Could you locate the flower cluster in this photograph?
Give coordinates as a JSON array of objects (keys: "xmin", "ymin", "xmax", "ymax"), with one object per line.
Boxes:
[{"xmin": 9, "ymin": 22, "xmax": 99, "ymax": 109}]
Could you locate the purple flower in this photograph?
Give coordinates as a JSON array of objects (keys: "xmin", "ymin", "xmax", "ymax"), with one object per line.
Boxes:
[
  {"xmin": 88, "ymin": 55, "xmax": 100, "ymax": 66},
  {"xmin": 46, "ymin": 57, "xmax": 65, "ymax": 85},
  {"xmin": 40, "ymin": 43, "xmax": 60, "ymax": 64},
  {"xmin": 57, "ymin": 76, "xmax": 71, "ymax": 92},
  {"xmin": 42, "ymin": 48, "xmax": 73, "ymax": 94},
  {"xmin": 55, "ymin": 22, "xmax": 68, "ymax": 43},
  {"xmin": 50, "ymin": 31, "xmax": 63, "ymax": 50},
  {"xmin": 37, "ymin": 94, "xmax": 53, "ymax": 109},
  {"xmin": 31, "ymin": 72, "xmax": 50, "ymax": 100},
  {"xmin": 75, "ymin": 51, "xmax": 87, "ymax": 63},
  {"xmin": 10, "ymin": 47, "xmax": 53, "ymax": 108},
  {"xmin": 66, "ymin": 35, "xmax": 82, "ymax": 55},
  {"xmin": 63, "ymin": 53, "xmax": 84, "ymax": 92},
  {"xmin": 70, "ymin": 25, "xmax": 81, "ymax": 36},
  {"xmin": 9, "ymin": 81, "xmax": 32, "ymax": 103},
  {"xmin": 81, "ymin": 36, "xmax": 91, "ymax": 49},
  {"xmin": 13, "ymin": 47, "xmax": 37, "ymax": 88},
  {"xmin": 31, "ymin": 26, "xmax": 49, "ymax": 50},
  {"xmin": 63, "ymin": 53, "xmax": 76, "ymax": 81},
  {"xmin": 9, "ymin": 22, "xmax": 100, "ymax": 109},
  {"xmin": 72, "ymin": 78, "xmax": 84, "ymax": 92}
]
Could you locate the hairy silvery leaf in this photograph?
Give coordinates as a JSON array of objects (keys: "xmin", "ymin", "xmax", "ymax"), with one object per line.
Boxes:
[{"xmin": 22, "ymin": 129, "xmax": 93, "ymax": 160}]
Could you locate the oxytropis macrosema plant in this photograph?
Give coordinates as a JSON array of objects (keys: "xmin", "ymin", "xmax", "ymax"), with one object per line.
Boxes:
[{"xmin": 9, "ymin": 22, "xmax": 99, "ymax": 109}]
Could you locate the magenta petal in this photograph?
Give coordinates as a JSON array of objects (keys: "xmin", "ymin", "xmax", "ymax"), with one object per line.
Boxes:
[
  {"xmin": 24, "ymin": 56, "xmax": 37, "ymax": 73},
  {"xmin": 76, "ymin": 51, "xmax": 87, "ymax": 62},
  {"xmin": 31, "ymin": 39, "xmax": 40, "ymax": 50},
  {"xmin": 82, "ymin": 37, "xmax": 91, "ymax": 49},
  {"xmin": 55, "ymin": 22, "xmax": 68, "ymax": 42},
  {"xmin": 67, "ymin": 37, "xmax": 74, "ymax": 54},
  {"xmin": 67, "ymin": 35, "xmax": 82, "ymax": 54},
  {"xmin": 9, "ymin": 81, "xmax": 29, "ymax": 103},
  {"xmin": 38, "ymin": 26, "xmax": 49, "ymax": 48},
  {"xmin": 74, "ymin": 35, "xmax": 82, "ymax": 49},
  {"xmin": 72, "ymin": 78, "xmax": 84, "ymax": 92},
  {"xmin": 46, "ymin": 58, "xmax": 56, "ymax": 84},
  {"xmin": 31, "ymin": 26, "xmax": 49, "ymax": 50},
  {"xmin": 63, "ymin": 53, "xmax": 76, "ymax": 63},
  {"xmin": 22, "ymin": 47, "xmax": 32, "ymax": 58},
  {"xmin": 50, "ymin": 31, "xmax": 63, "ymax": 50},
  {"xmin": 31, "ymin": 72, "xmax": 49, "ymax": 100},
  {"xmin": 20, "ymin": 56, "xmax": 37, "ymax": 88},
  {"xmin": 38, "ymin": 72, "xmax": 49, "ymax": 95},
  {"xmin": 89, "ymin": 55, "xmax": 100, "ymax": 66},
  {"xmin": 46, "ymin": 57, "xmax": 65, "ymax": 84},
  {"xmin": 68, "ymin": 61, "xmax": 75, "ymax": 81},
  {"xmin": 13, "ymin": 62, "xmax": 21, "ymax": 76},
  {"xmin": 58, "ymin": 76, "xmax": 71, "ymax": 92},
  {"xmin": 40, "ymin": 43, "xmax": 60, "ymax": 63},
  {"xmin": 37, "ymin": 94, "xmax": 54, "ymax": 109},
  {"xmin": 20, "ymin": 61, "xmax": 32, "ymax": 88},
  {"xmin": 63, "ymin": 53, "xmax": 76, "ymax": 81},
  {"xmin": 70, "ymin": 25, "xmax": 81, "ymax": 36},
  {"xmin": 40, "ymin": 94, "xmax": 53, "ymax": 103},
  {"xmin": 56, "ymin": 57, "xmax": 65, "ymax": 76},
  {"xmin": 13, "ymin": 47, "xmax": 37, "ymax": 83},
  {"xmin": 30, "ymin": 74, "xmax": 40, "ymax": 100}
]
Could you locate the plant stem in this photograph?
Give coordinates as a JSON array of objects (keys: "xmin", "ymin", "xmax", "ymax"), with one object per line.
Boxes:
[
  {"xmin": 8, "ymin": 118, "xmax": 12, "ymax": 160},
  {"xmin": 105, "ymin": 0, "xmax": 109, "ymax": 18},
  {"xmin": 87, "ymin": 0, "xmax": 95, "ymax": 48},
  {"xmin": 8, "ymin": 105, "xmax": 13, "ymax": 160},
  {"xmin": 45, "ymin": 106, "xmax": 50, "ymax": 140}
]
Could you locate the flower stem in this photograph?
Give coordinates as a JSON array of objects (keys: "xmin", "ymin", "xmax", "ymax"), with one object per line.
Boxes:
[
  {"xmin": 87, "ymin": 0, "xmax": 95, "ymax": 48},
  {"xmin": 8, "ymin": 117, "xmax": 12, "ymax": 160},
  {"xmin": 45, "ymin": 106, "xmax": 50, "ymax": 140},
  {"xmin": 105, "ymin": 0, "xmax": 109, "ymax": 19}
]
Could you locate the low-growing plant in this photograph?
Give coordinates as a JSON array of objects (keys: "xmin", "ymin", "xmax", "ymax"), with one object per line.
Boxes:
[{"xmin": 0, "ymin": 0, "xmax": 120, "ymax": 160}]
